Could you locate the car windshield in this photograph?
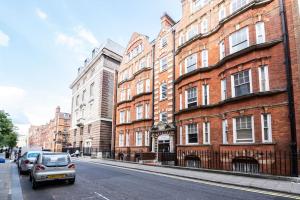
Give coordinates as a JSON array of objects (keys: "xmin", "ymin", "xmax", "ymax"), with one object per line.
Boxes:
[
  {"xmin": 28, "ymin": 153, "xmax": 39, "ymax": 158},
  {"xmin": 42, "ymin": 154, "xmax": 70, "ymax": 167}
]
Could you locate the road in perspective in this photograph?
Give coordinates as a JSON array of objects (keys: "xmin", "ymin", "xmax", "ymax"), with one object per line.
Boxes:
[{"xmin": 19, "ymin": 160, "xmax": 293, "ymax": 200}]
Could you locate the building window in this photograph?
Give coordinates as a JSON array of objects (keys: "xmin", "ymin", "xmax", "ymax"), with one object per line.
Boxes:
[
  {"xmin": 222, "ymin": 119, "xmax": 228, "ymax": 144},
  {"xmin": 145, "ymin": 103, "xmax": 150, "ymax": 119},
  {"xmin": 186, "ymin": 87, "xmax": 197, "ymax": 108},
  {"xmin": 233, "ymin": 116, "xmax": 254, "ymax": 143},
  {"xmin": 186, "ymin": 124, "xmax": 198, "ymax": 144},
  {"xmin": 179, "ymin": 33, "xmax": 185, "ymax": 46},
  {"xmin": 202, "ymin": 84, "xmax": 209, "ymax": 105},
  {"xmin": 219, "ymin": 40, "xmax": 225, "ymax": 60},
  {"xmin": 160, "ymin": 83, "xmax": 167, "ymax": 100},
  {"xmin": 74, "ymin": 129, "xmax": 77, "ymax": 137},
  {"xmin": 179, "ymin": 126, "xmax": 183, "ymax": 145},
  {"xmin": 76, "ymin": 95, "xmax": 79, "ymax": 106},
  {"xmin": 160, "ymin": 57, "xmax": 168, "ymax": 71},
  {"xmin": 135, "ymin": 132, "xmax": 143, "ymax": 146},
  {"xmin": 191, "ymin": 0, "xmax": 210, "ymax": 12},
  {"xmin": 127, "ymin": 88, "xmax": 131, "ymax": 100},
  {"xmin": 219, "ymin": 4, "xmax": 226, "ymax": 21},
  {"xmin": 180, "ymin": 93, "xmax": 183, "ymax": 110},
  {"xmin": 201, "ymin": 18, "xmax": 208, "ymax": 34},
  {"xmin": 145, "ymin": 79, "xmax": 151, "ymax": 92},
  {"xmin": 139, "ymin": 58, "xmax": 146, "ymax": 70},
  {"xmin": 126, "ymin": 132, "xmax": 130, "ymax": 147},
  {"xmin": 229, "ymin": 27, "xmax": 249, "ymax": 54},
  {"xmin": 185, "ymin": 54, "xmax": 197, "ymax": 73},
  {"xmin": 201, "ymin": 49, "xmax": 208, "ymax": 67},
  {"xmin": 145, "ymin": 131, "xmax": 149, "ymax": 146},
  {"xmin": 82, "ymin": 90, "xmax": 86, "ymax": 102},
  {"xmin": 255, "ymin": 22, "xmax": 266, "ymax": 44},
  {"xmin": 126, "ymin": 110, "xmax": 131, "ymax": 123},
  {"xmin": 231, "ymin": 0, "xmax": 248, "ymax": 13},
  {"xmin": 187, "ymin": 25, "xmax": 198, "ymax": 40},
  {"xmin": 120, "ymin": 90, "xmax": 126, "ymax": 101},
  {"xmin": 136, "ymin": 81, "xmax": 144, "ymax": 94},
  {"xmin": 136, "ymin": 105, "xmax": 143, "ymax": 120},
  {"xmin": 160, "ymin": 112, "xmax": 168, "ymax": 123},
  {"xmin": 258, "ymin": 65, "xmax": 269, "ymax": 92},
  {"xmin": 119, "ymin": 133, "xmax": 124, "ymax": 147},
  {"xmin": 90, "ymin": 82, "xmax": 94, "ymax": 97},
  {"xmin": 161, "ymin": 36, "xmax": 167, "ymax": 48},
  {"xmin": 261, "ymin": 114, "xmax": 272, "ymax": 143},
  {"xmin": 88, "ymin": 124, "xmax": 92, "ymax": 134},
  {"xmin": 221, "ymin": 79, "xmax": 227, "ymax": 100},
  {"xmin": 203, "ymin": 122, "xmax": 210, "ymax": 144},
  {"xmin": 231, "ymin": 70, "xmax": 252, "ymax": 97},
  {"xmin": 120, "ymin": 111, "xmax": 125, "ymax": 124}
]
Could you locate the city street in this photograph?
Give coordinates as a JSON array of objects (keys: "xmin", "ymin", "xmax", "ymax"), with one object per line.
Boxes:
[{"xmin": 19, "ymin": 160, "xmax": 294, "ymax": 200}]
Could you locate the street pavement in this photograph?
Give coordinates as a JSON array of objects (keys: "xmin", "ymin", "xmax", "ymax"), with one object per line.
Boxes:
[{"xmin": 19, "ymin": 160, "xmax": 297, "ymax": 200}]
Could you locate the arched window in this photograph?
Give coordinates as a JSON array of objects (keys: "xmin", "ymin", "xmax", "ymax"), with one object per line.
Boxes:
[
  {"xmin": 232, "ymin": 157, "xmax": 259, "ymax": 173},
  {"xmin": 185, "ymin": 155, "xmax": 200, "ymax": 168}
]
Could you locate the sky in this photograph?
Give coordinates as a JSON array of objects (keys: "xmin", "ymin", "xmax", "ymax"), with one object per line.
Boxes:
[{"xmin": 0, "ymin": 0, "xmax": 181, "ymax": 141}]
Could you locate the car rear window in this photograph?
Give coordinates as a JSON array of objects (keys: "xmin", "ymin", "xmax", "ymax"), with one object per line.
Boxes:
[
  {"xmin": 28, "ymin": 153, "xmax": 39, "ymax": 158},
  {"xmin": 42, "ymin": 154, "xmax": 70, "ymax": 167}
]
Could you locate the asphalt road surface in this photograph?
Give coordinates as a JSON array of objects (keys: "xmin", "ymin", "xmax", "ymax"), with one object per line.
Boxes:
[{"xmin": 19, "ymin": 161, "xmax": 294, "ymax": 200}]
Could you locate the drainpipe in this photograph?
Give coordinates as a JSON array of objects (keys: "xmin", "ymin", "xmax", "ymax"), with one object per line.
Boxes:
[
  {"xmin": 279, "ymin": 0, "xmax": 298, "ymax": 177},
  {"xmin": 150, "ymin": 44, "xmax": 156, "ymax": 152},
  {"xmin": 172, "ymin": 29, "xmax": 177, "ymax": 162}
]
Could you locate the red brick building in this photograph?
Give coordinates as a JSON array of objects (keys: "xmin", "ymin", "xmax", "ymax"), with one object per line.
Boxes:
[{"xmin": 113, "ymin": 0, "xmax": 300, "ymax": 175}]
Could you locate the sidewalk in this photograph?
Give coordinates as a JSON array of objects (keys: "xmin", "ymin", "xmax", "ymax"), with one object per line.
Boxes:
[
  {"xmin": 0, "ymin": 160, "xmax": 23, "ymax": 200},
  {"xmin": 77, "ymin": 157, "xmax": 300, "ymax": 195}
]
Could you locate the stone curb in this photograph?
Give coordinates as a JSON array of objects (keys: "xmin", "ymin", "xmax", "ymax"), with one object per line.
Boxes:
[{"xmin": 10, "ymin": 163, "xmax": 23, "ymax": 200}]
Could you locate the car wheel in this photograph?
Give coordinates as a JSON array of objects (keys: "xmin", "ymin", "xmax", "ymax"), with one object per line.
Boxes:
[
  {"xmin": 32, "ymin": 177, "xmax": 38, "ymax": 190},
  {"xmin": 69, "ymin": 178, "xmax": 75, "ymax": 184}
]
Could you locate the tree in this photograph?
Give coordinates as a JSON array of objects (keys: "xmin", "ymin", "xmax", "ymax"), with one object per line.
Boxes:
[{"xmin": 0, "ymin": 111, "xmax": 17, "ymax": 148}]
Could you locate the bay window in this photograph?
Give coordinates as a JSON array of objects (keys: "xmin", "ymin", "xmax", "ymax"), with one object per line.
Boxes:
[
  {"xmin": 229, "ymin": 27, "xmax": 249, "ymax": 54},
  {"xmin": 186, "ymin": 87, "xmax": 197, "ymax": 108}
]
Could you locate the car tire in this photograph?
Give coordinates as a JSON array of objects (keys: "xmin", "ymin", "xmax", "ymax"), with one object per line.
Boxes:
[
  {"xmin": 32, "ymin": 177, "xmax": 38, "ymax": 190},
  {"xmin": 69, "ymin": 178, "xmax": 75, "ymax": 184}
]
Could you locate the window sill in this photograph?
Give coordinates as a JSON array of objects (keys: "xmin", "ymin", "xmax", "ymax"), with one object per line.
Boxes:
[{"xmin": 220, "ymin": 142, "xmax": 276, "ymax": 146}]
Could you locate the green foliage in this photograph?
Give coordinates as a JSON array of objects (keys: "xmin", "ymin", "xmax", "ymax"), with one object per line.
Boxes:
[{"xmin": 0, "ymin": 110, "xmax": 17, "ymax": 148}]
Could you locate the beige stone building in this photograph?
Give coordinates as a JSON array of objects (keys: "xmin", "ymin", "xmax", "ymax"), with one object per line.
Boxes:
[{"xmin": 70, "ymin": 39, "xmax": 124, "ymax": 156}]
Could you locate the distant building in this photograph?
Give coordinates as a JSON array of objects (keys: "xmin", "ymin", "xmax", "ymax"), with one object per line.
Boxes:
[
  {"xmin": 69, "ymin": 39, "xmax": 124, "ymax": 156},
  {"xmin": 28, "ymin": 106, "xmax": 71, "ymax": 151}
]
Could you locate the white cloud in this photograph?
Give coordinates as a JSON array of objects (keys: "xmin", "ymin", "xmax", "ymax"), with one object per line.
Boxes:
[
  {"xmin": 36, "ymin": 8, "xmax": 48, "ymax": 20},
  {"xmin": 75, "ymin": 26, "xmax": 99, "ymax": 46},
  {"xmin": 55, "ymin": 33, "xmax": 82, "ymax": 48},
  {"xmin": 0, "ymin": 30, "xmax": 10, "ymax": 47}
]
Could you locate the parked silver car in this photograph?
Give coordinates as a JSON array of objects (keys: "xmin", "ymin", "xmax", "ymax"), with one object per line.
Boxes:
[
  {"xmin": 18, "ymin": 151, "xmax": 41, "ymax": 174},
  {"xmin": 30, "ymin": 152, "xmax": 75, "ymax": 189}
]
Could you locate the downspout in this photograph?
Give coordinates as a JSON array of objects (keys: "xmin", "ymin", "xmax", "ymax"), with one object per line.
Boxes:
[
  {"xmin": 150, "ymin": 44, "xmax": 156, "ymax": 152},
  {"xmin": 172, "ymin": 29, "xmax": 177, "ymax": 162},
  {"xmin": 279, "ymin": 0, "xmax": 298, "ymax": 176}
]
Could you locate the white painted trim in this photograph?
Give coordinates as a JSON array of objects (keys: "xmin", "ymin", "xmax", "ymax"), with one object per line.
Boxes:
[
  {"xmin": 179, "ymin": 126, "xmax": 183, "ymax": 145},
  {"xmin": 203, "ymin": 122, "xmax": 210, "ymax": 144},
  {"xmin": 180, "ymin": 93, "xmax": 183, "ymax": 110},
  {"xmin": 255, "ymin": 21, "xmax": 266, "ymax": 44},
  {"xmin": 232, "ymin": 118, "xmax": 237, "ymax": 143},
  {"xmin": 231, "ymin": 75, "xmax": 235, "ymax": 97},
  {"xmin": 249, "ymin": 69, "xmax": 253, "ymax": 93},
  {"xmin": 222, "ymin": 119, "xmax": 228, "ymax": 144},
  {"xmin": 261, "ymin": 114, "xmax": 272, "ymax": 143}
]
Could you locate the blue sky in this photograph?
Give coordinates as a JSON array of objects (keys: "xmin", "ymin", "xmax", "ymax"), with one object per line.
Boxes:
[{"xmin": 0, "ymin": 0, "xmax": 181, "ymax": 138}]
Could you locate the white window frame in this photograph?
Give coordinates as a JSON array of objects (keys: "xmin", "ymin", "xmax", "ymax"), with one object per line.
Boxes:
[
  {"xmin": 136, "ymin": 81, "xmax": 144, "ymax": 95},
  {"xmin": 119, "ymin": 133, "xmax": 124, "ymax": 147},
  {"xmin": 179, "ymin": 126, "xmax": 183, "ymax": 145},
  {"xmin": 255, "ymin": 21, "xmax": 266, "ymax": 44},
  {"xmin": 222, "ymin": 119, "xmax": 228, "ymax": 144},
  {"xmin": 136, "ymin": 105, "xmax": 143, "ymax": 120},
  {"xmin": 126, "ymin": 110, "xmax": 131, "ymax": 123},
  {"xmin": 145, "ymin": 131, "xmax": 150, "ymax": 146},
  {"xmin": 185, "ymin": 54, "xmax": 197, "ymax": 73},
  {"xmin": 139, "ymin": 58, "xmax": 146, "ymax": 70},
  {"xmin": 233, "ymin": 116, "xmax": 255, "ymax": 144},
  {"xmin": 219, "ymin": 40, "xmax": 225, "ymax": 60},
  {"xmin": 261, "ymin": 114, "xmax": 272, "ymax": 143},
  {"xmin": 179, "ymin": 62, "xmax": 183, "ymax": 76},
  {"xmin": 179, "ymin": 32, "xmax": 185, "ymax": 46},
  {"xmin": 126, "ymin": 132, "xmax": 130, "ymax": 147},
  {"xmin": 160, "ymin": 57, "xmax": 168, "ymax": 72},
  {"xmin": 230, "ymin": 0, "xmax": 248, "ymax": 14},
  {"xmin": 203, "ymin": 122, "xmax": 210, "ymax": 144},
  {"xmin": 127, "ymin": 88, "xmax": 131, "ymax": 100},
  {"xmin": 180, "ymin": 93, "xmax": 183, "ymax": 110},
  {"xmin": 135, "ymin": 132, "xmax": 143, "ymax": 146},
  {"xmin": 186, "ymin": 87, "xmax": 198, "ymax": 108},
  {"xmin": 187, "ymin": 24, "xmax": 198, "ymax": 40},
  {"xmin": 120, "ymin": 111, "xmax": 126, "ymax": 124},
  {"xmin": 160, "ymin": 36, "xmax": 168, "ymax": 48},
  {"xmin": 160, "ymin": 83, "xmax": 167, "ymax": 100},
  {"xmin": 258, "ymin": 65, "xmax": 270, "ymax": 92},
  {"xmin": 160, "ymin": 112, "xmax": 168, "ymax": 123},
  {"xmin": 229, "ymin": 26, "xmax": 249, "ymax": 54},
  {"xmin": 201, "ymin": 49, "xmax": 208, "ymax": 68},
  {"xmin": 221, "ymin": 79, "xmax": 227, "ymax": 101},
  {"xmin": 145, "ymin": 103, "xmax": 150, "ymax": 119},
  {"xmin": 201, "ymin": 18, "xmax": 208, "ymax": 34},
  {"xmin": 231, "ymin": 69, "xmax": 252, "ymax": 98},
  {"xmin": 218, "ymin": 4, "xmax": 226, "ymax": 21},
  {"xmin": 145, "ymin": 79, "xmax": 151, "ymax": 92},
  {"xmin": 202, "ymin": 84, "xmax": 210, "ymax": 105},
  {"xmin": 185, "ymin": 124, "xmax": 199, "ymax": 145},
  {"xmin": 120, "ymin": 90, "xmax": 126, "ymax": 101}
]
